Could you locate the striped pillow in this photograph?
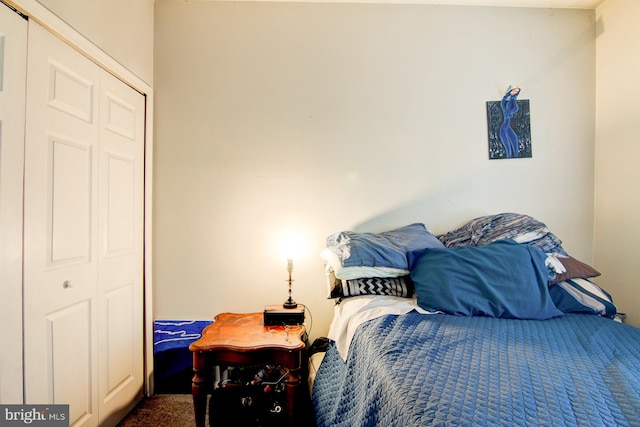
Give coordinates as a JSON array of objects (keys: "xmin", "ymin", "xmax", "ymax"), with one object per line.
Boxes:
[
  {"xmin": 549, "ymin": 278, "xmax": 617, "ymax": 318},
  {"xmin": 326, "ymin": 269, "xmax": 414, "ymax": 299}
]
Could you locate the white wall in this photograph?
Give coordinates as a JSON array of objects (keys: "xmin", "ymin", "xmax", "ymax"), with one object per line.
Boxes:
[
  {"xmin": 594, "ymin": 0, "xmax": 640, "ymax": 327},
  {"xmin": 154, "ymin": 1, "xmax": 597, "ymax": 339},
  {"xmin": 35, "ymin": 0, "xmax": 154, "ymax": 85}
]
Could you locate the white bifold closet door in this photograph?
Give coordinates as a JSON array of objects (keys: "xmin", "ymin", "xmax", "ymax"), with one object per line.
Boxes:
[
  {"xmin": 0, "ymin": 2, "xmax": 27, "ymax": 405},
  {"xmin": 23, "ymin": 21, "xmax": 144, "ymax": 427},
  {"xmin": 96, "ymin": 62, "xmax": 145, "ymax": 427}
]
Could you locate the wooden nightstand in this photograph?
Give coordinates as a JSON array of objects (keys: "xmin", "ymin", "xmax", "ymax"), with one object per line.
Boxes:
[{"xmin": 189, "ymin": 312, "xmax": 307, "ymax": 427}]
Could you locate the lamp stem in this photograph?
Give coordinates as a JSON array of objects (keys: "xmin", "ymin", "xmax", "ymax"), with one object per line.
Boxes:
[{"xmin": 283, "ymin": 260, "xmax": 297, "ymax": 309}]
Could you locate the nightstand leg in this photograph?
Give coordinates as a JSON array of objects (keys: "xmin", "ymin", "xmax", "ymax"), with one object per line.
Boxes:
[
  {"xmin": 286, "ymin": 367, "xmax": 301, "ymax": 426},
  {"xmin": 192, "ymin": 352, "xmax": 208, "ymax": 427}
]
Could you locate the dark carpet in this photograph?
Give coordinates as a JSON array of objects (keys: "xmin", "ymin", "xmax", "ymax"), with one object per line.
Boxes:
[
  {"xmin": 117, "ymin": 392, "xmax": 316, "ymax": 426},
  {"xmin": 117, "ymin": 394, "xmax": 196, "ymax": 427}
]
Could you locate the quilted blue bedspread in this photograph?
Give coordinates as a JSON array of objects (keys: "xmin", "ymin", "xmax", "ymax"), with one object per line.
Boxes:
[{"xmin": 312, "ymin": 313, "xmax": 640, "ymax": 426}]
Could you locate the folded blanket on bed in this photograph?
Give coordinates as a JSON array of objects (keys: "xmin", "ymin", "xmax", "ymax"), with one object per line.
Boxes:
[{"xmin": 438, "ymin": 212, "xmax": 567, "ymax": 255}]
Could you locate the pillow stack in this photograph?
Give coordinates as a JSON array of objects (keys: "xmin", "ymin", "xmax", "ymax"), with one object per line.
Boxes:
[
  {"xmin": 321, "ymin": 223, "xmax": 444, "ymax": 299},
  {"xmin": 322, "ymin": 213, "xmax": 619, "ymax": 320}
]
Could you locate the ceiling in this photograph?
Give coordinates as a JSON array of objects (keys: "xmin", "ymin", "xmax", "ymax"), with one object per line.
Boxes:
[
  {"xmin": 189, "ymin": 0, "xmax": 606, "ymax": 8},
  {"xmin": 385, "ymin": 0, "xmax": 605, "ymax": 7}
]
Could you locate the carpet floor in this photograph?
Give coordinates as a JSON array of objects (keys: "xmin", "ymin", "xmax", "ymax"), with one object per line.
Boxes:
[
  {"xmin": 117, "ymin": 394, "xmax": 196, "ymax": 427},
  {"xmin": 116, "ymin": 392, "xmax": 316, "ymax": 426}
]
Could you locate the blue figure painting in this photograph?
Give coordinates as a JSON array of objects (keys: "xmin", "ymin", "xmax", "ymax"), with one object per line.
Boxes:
[
  {"xmin": 500, "ymin": 86, "xmax": 521, "ymax": 157},
  {"xmin": 487, "ymin": 86, "xmax": 532, "ymax": 159}
]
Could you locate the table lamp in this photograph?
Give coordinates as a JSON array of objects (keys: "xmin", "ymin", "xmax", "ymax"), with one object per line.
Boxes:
[{"xmin": 263, "ymin": 258, "xmax": 305, "ymax": 326}]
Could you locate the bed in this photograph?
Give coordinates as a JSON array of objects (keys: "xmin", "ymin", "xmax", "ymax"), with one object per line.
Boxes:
[{"xmin": 311, "ymin": 214, "xmax": 640, "ymax": 426}]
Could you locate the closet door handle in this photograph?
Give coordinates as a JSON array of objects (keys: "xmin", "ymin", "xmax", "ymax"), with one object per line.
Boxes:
[{"xmin": 63, "ymin": 280, "xmax": 73, "ymax": 289}]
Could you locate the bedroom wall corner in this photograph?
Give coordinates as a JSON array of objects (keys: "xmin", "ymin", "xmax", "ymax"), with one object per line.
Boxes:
[{"xmin": 594, "ymin": 0, "xmax": 640, "ymax": 328}]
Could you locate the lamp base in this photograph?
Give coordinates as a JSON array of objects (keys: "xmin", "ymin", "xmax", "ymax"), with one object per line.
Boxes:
[
  {"xmin": 263, "ymin": 304, "xmax": 305, "ymax": 326},
  {"xmin": 283, "ymin": 298, "xmax": 298, "ymax": 309}
]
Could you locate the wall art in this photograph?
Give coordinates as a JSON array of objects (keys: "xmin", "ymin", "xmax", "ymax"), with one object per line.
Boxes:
[{"xmin": 487, "ymin": 86, "xmax": 531, "ymax": 159}]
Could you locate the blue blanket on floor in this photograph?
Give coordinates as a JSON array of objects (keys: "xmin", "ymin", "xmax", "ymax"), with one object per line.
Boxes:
[
  {"xmin": 153, "ymin": 320, "xmax": 212, "ymax": 392},
  {"xmin": 312, "ymin": 313, "xmax": 640, "ymax": 426}
]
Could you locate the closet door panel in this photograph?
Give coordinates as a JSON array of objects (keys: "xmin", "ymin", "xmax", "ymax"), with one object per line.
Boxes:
[
  {"xmin": 97, "ymin": 69, "xmax": 144, "ymax": 425},
  {"xmin": 23, "ymin": 21, "xmax": 99, "ymax": 427},
  {"xmin": 105, "ymin": 153, "xmax": 134, "ymax": 254},
  {"xmin": 46, "ymin": 301, "xmax": 93, "ymax": 425},
  {"xmin": 49, "ymin": 135, "xmax": 93, "ymax": 264},
  {"xmin": 47, "ymin": 59, "xmax": 94, "ymax": 123},
  {"xmin": 0, "ymin": 3, "xmax": 27, "ymax": 404},
  {"xmin": 104, "ymin": 284, "xmax": 134, "ymax": 389}
]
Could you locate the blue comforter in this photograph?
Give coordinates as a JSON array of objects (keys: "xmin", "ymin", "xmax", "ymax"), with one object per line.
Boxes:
[{"xmin": 313, "ymin": 313, "xmax": 640, "ymax": 426}]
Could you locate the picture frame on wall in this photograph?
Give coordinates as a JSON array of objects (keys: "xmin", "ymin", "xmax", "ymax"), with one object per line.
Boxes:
[{"xmin": 487, "ymin": 87, "xmax": 532, "ymax": 159}]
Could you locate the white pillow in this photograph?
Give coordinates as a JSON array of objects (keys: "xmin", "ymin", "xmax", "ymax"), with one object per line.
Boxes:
[{"xmin": 321, "ymin": 248, "xmax": 408, "ymax": 280}]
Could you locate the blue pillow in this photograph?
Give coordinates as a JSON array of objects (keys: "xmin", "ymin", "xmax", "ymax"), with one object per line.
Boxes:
[
  {"xmin": 549, "ymin": 278, "xmax": 617, "ymax": 318},
  {"xmin": 326, "ymin": 223, "xmax": 444, "ymax": 270},
  {"xmin": 410, "ymin": 239, "xmax": 563, "ymax": 320}
]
